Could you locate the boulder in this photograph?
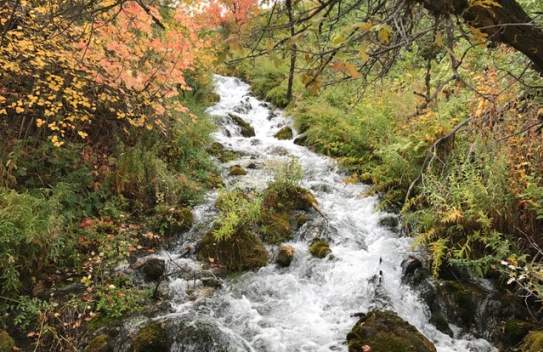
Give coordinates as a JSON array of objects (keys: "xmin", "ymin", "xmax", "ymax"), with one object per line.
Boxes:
[
  {"xmin": 274, "ymin": 127, "xmax": 293, "ymax": 140},
  {"xmin": 276, "ymin": 244, "xmax": 295, "ymax": 267},
  {"xmin": 139, "ymin": 258, "xmax": 166, "ymax": 282},
  {"xmin": 131, "ymin": 322, "xmax": 170, "ymax": 352},
  {"xmin": 0, "ymin": 330, "xmax": 15, "ymax": 352},
  {"xmin": 228, "ymin": 113, "xmax": 255, "ymax": 137},
  {"xmin": 309, "ymin": 238, "xmax": 331, "ymax": 258},
  {"xmin": 346, "ymin": 310, "xmax": 437, "ymax": 352},
  {"xmin": 379, "ymin": 215, "xmax": 399, "ymax": 230},
  {"xmin": 293, "ymin": 133, "xmax": 308, "ymax": 146},
  {"xmin": 197, "ymin": 228, "xmax": 269, "ymax": 272},
  {"xmin": 201, "ymin": 276, "xmax": 223, "ymax": 289},
  {"xmin": 229, "ymin": 165, "xmax": 247, "ymax": 176}
]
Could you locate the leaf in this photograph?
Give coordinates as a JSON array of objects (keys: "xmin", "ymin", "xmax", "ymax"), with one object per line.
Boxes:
[{"xmin": 377, "ymin": 25, "xmax": 392, "ymax": 45}]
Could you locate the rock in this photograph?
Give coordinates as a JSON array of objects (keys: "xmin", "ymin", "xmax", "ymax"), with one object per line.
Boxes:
[
  {"xmin": 521, "ymin": 331, "xmax": 543, "ymax": 352},
  {"xmin": 259, "ymin": 184, "xmax": 318, "ymax": 244},
  {"xmin": 208, "ymin": 142, "xmax": 240, "ymax": 162},
  {"xmin": 309, "ymin": 238, "xmax": 331, "ymax": 258},
  {"xmin": 379, "ymin": 215, "xmax": 399, "ymax": 230},
  {"xmin": 201, "ymin": 276, "xmax": 223, "ymax": 288},
  {"xmin": 169, "ymin": 319, "xmax": 251, "ymax": 351},
  {"xmin": 247, "ymin": 162, "xmax": 258, "ymax": 169},
  {"xmin": 274, "ymin": 126, "xmax": 293, "ymax": 140},
  {"xmin": 346, "ymin": 310, "xmax": 437, "ymax": 352},
  {"xmin": 140, "ymin": 258, "xmax": 166, "ymax": 282},
  {"xmin": 269, "ymin": 146, "xmax": 289, "ymax": 155},
  {"xmin": 504, "ymin": 320, "xmax": 537, "ymax": 347},
  {"xmin": 293, "ymin": 133, "xmax": 308, "ymax": 146},
  {"xmin": 233, "ymin": 98, "xmax": 252, "ymax": 114},
  {"xmin": 276, "ymin": 244, "xmax": 295, "ymax": 267},
  {"xmin": 229, "ymin": 165, "xmax": 247, "ymax": 176},
  {"xmin": 131, "ymin": 322, "xmax": 170, "ymax": 352},
  {"xmin": 85, "ymin": 334, "xmax": 111, "ymax": 352},
  {"xmin": 228, "ymin": 113, "xmax": 255, "ymax": 137},
  {"xmin": 401, "ymin": 256, "xmax": 423, "ymax": 280},
  {"xmin": 0, "ymin": 330, "xmax": 15, "ymax": 352},
  {"xmin": 197, "ymin": 228, "xmax": 269, "ymax": 272}
]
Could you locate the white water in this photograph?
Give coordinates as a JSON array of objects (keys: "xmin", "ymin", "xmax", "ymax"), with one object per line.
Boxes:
[{"xmin": 162, "ymin": 76, "xmax": 496, "ymax": 352}]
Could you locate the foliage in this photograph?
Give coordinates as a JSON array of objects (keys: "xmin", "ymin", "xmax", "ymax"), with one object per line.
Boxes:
[{"xmin": 213, "ymin": 190, "xmax": 262, "ymax": 240}]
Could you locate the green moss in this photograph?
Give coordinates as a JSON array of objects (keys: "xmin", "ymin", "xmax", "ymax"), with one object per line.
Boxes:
[
  {"xmin": 208, "ymin": 142, "xmax": 240, "ymax": 163},
  {"xmin": 153, "ymin": 206, "xmax": 193, "ymax": 236},
  {"xmin": 504, "ymin": 320, "xmax": 534, "ymax": 347},
  {"xmin": 0, "ymin": 330, "xmax": 14, "ymax": 352},
  {"xmin": 309, "ymin": 239, "xmax": 331, "ymax": 258},
  {"xmin": 274, "ymin": 127, "xmax": 293, "ymax": 140},
  {"xmin": 84, "ymin": 334, "xmax": 110, "ymax": 352},
  {"xmin": 229, "ymin": 165, "xmax": 247, "ymax": 176},
  {"xmin": 347, "ymin": 311, "xmax": 437, "ymax": 352},
  {"xmin": 131, "ymin": 322, "xmax": 169, "ymax": 352},
  {"xmin": 262, "ymin": 184, "xmax": 316, "ymax": 213},
  {"xmin": 521, "ymin": 330, "xmax": 543, "ymax": 352},
  {"xmin": 228, "ymin": 113, "xmax": 255, "ymax": 137},
  {"xmin": 197, "ymin": 228, "xmax": 269, "ymax": 272},
  {"xmin": 260, "ymin": 211, "xmax": 292, "ymax": 244}
]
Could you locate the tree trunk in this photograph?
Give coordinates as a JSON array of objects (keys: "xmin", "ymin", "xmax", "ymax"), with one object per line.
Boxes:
[
  {"xmin": 286, "ymin": 0, "xmax": 297, "ymax": 103},
  {"xmin": 416, "ymin": 0, "xmax": 543, "ymax": 74}
]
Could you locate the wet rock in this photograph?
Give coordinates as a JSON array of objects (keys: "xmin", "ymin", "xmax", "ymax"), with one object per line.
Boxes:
[
  {"xmin": 131, "ymin": 322, "xmax": 170, "ymax": 352},
  {"xmin": 379, "ymin": 215, "xmax": 399, "ymax": 231},
  {"xmin": 346, "ymin": 310, "xmax": 437, "ymax": 352},
  {"xmin": 233, "ymin": 98, "xmax": 252, "ymax": 114},
  {"xmin": 293, "ymin": 133, "xmax": 308, "ymax": 146},
  {"xmin": 169, "ymin": 318, "xmax": 251, "ymax": 351},
  {"xmin": 0, "ymin": 330, "xmax": 15, "ymax": 352},
  {"xmin": 274, "ymin": 126, "xmax": 293, "ymax": 140},
  {"xmin": 259, "ymin": 185, "xmax": 317, "ymax": 244},
  {"xmin": 85, "ymin": 334, "xmax": 111, "ymax": 352},
  {"xmin": 309, "ymin": 238, "xmax": 331, "ymax": 258},
  {"xmin": 504, "ymin": 320, "xmax": 538, "ymax": 347},
  {"xmin": 269, "ymin": 146, "xmax": 289, "ymax": 156},
  {"xmin": 187, "ymin": 286, "xmax": 217, "ymax": 301},
  {"xmin": 401, "ymin": 256, "xmax": 423, "ymax": 281},
  {"xmin": 201, "ymin": 276, "xmax": 223, "ymax": 288},
  {"xmin": 298, "ymin": 217, "xmax": 337, "ymax": 243},
  {"xmin": 267, "ymin": 111, "xmax": 277, "ymax": 120},
  {"xmin": 228, "ymin": 113, "xmax": 255, "ymax": 137},
  {"xmin": 139, "ymin": 258, "xmax": 166, "ymax": 282},
  {"xmin": 208, "ymin": 142, "xmax": 240, "ymax": 162},
  {"xmin": 197, "ymin": 228, "xmax": 269, "ymax": 272},
  {"xmin": 229, "ymin": 165, "xmax": 247, "ymax": 176},
  {"xmin": 247, "ymin": 162, "xmax": 259, "ymax": 169},
  {"xmin": 520, "ymin": 330, "xmax": 543, "ymax": 352},
  {"xmin": 276, "ymin": 244, "xmax": 295, "ymax": 267}
]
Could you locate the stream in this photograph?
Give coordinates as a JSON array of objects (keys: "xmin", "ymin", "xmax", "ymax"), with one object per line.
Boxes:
[{"xmin": 142, "ymin": 75, "xmax": 497, "ymax": 352}]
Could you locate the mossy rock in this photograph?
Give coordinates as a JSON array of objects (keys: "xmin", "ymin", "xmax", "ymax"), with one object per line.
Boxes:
[
  {"xmin": 228, "ymin": 113, "xmax": 255, "ymax": 137},
  {"xmin": 84, "ymin": 334, "xmax": 111, "ymax": 352},
  {"xmin": 309, "ymin": 239, "xmax": 331, "ymax": 258},
  {"xmin": 131, "ymin": 322, "xmax": 170, "ymax": 352},
  {"xmin": 0, "ymin": 330, "xmax": 14, "ymax": 352},
  {"xmin": 503, "ymin": 320, "xmax": 536, "ymax": 347},
  {"xmin": 346, "ymin": 310, "xmax": 437, "ymax": 352},
  {"xmin": 438, "ymin": 281, "xmax": 481, "ymax": 329},
  {"xmin": 228, "ymin": 165, "xmax": 247, "ymax": 176},
  {"xmin": 260, "ymin": 211, "xmax": 292, "ymax": 244},
  {"xmin": 153, "ymin": 206, "xmax": 193, "ymax": 236},
  {"xmin": 521, "ymin": 331, "xmax": 543, "ymax": 352},
  {"xmin": 276, "ymin": 244, "xmax": 295, "ymax": 267},
  {"xmin": 262, "ymin": 184, "xmax": 317, "ymax": 213},
  {"xmin": 197, "ymin": 228, "xmax": 269, "ymax": 272},
  {"xmin": 208, "ymin": 142, "xmax": 240, "ymax": 163},
  {"xmin": 274, "ymin": 127, "xmax": 293, "ymax": 140}
]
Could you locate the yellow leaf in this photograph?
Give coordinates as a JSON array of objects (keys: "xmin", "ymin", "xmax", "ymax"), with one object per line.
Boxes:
[{"xmin": 377, "ymin": 25, "xmax": 392, "ymax": 44}]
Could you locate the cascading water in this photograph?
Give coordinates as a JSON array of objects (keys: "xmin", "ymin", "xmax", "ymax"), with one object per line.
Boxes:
[{"xmin": 154, "ymin": 75, "xmax": 496, "ymax": 352}]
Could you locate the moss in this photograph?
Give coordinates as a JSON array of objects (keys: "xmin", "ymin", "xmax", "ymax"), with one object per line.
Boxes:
[
  {"xmin": 429, "ymin": 312, "xmax": 452, "ymax": 337},
  {"xmin": 84, "ymin": 334, "xmax": 110, "ymax": 352},
  {"xmin": 228, "ymin": 113, "xmax": 255, "ymax": 137},
  {"xmin": 197, "ymin": 228, "xmax": 269, "ymax": 272},
  {"xmin": 131, "ymin": 322, "xmax": 169, "ymax": 352},
  {"xmin": 276, "ymin": 244, "xmax": 295, "ymax": 267},
  {"xmin": 208, "ymin": 142, "xmax": 240, "ymax": 163},
  {"xmin": 228, "ymin": 165, "xmax": 247, "ymax": 176},
  {"xmin": 347, "ymin": 311, "xmax": 437, "ymax": 352},
  {"xmin": 309, "ymin": 239, "xmax": 331, "ymax": 258},
  {"xmin": 258, "ymin": 184, "xmax": 316, "ymax": 244},
  {"xmin": 440, "ymin": 281, "xmax": 478, "ymax": 328},
  {"xmin": 274, "ymin": 127, "xmax": 293, "ymax": 140},
  {"xmin": 153, "ymin": 206, "xmax": 193, "ymax": 236},
  {"xmin": 0, "ymin": 330, "xmax": 14, "ymax": 352},
  {"xmin": 521, "ymin": 330, "xmax": 543, "ymax": 352},
  {"xmin": 504, "ymin": 320, "xmax": 535, "ymax": 347}
]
